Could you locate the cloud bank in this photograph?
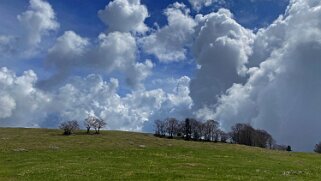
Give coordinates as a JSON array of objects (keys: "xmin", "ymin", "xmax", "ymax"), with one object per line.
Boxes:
[
  {"xmin": 0, "ymin": 67, "xmax": 191, "ymax": 131},
  {"xmin": 191, "ymin": 0, "xmax": 321, "ymax": 151}
]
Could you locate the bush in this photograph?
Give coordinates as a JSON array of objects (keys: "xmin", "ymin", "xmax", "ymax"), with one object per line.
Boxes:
[
  {"xmin": 59, "ymin": 120, "xmax": 79, "ymax": 135},
  {"xmin": 286, "ymin": 145, "xmax": 292, "ymax": 152},
  {"xmin": 314, "ymin": 142, "xmax": 321, "ymax": 153}
]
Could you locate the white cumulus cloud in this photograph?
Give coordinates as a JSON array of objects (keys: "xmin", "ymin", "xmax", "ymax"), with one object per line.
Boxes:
[
  {"xmin": 140, "ymin": 2, "xmax": 197, "ymax": 62},
  {"xmin": 98, "ymin": 0, "xmax": 149, "ymax": 33},
  {"xmin": 212, "ymin": 0, "xmax": 321, "ymax": 151},
  {"xmin": 0, "ymin": 67, "xmax": 50, "ymax": 127},
  {"xmin": 188, "ymin": 0, "xmax": 225, "ymax": 11},
  {"xmin": 17, "ymin": 0, "xmax": 59, "ymax": 46},
  {"xmin": 0, "ymin": 67, "xmax": 192, "ymax": 131},
  {"xmin": 41, "ymin": 31, "xmax": 152, "ymax": 89},
  {"xmin": 0, "ymin": 0, "xmax": 59, "ymax": 58},
  {"xmin": 190, "ymin": 9, "xmax": 254, "ymax": 110}
]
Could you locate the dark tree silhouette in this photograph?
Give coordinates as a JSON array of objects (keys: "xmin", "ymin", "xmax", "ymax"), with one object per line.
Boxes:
[
  {"xmin": 184, "ymin": 118, "xmax": 192, "ymax": 140},
  {"xmin": 314, "ymin": 142, "xmax": 321, "ymax": 153},
  {"xmin": 230, "ymin": 123, "xmax": 274, "ymax": 148},
  {"xmin": 154, "ymin": 119, "xmax": 162, "ymax": 136},
  {"xmin": 231, "ymin": 123, "xmax": 255, "ymax": 145},
  {"xmin": 152, "ymin": 118, "xmax": 280, "ymax": 151},
  {"xmin": 84, "ymin": 116, "xmax": 94, "ymax": 134},
  {"xmin": 165, "ymin": 118, "xmax": 179, "ymax": 138},
  {"xmin": 59, "ymin": 120, "xmax": 79, "ymax": 135},
  {"xmin": 253, "ymin": 129, "xmax": 273, "ymax": 148},
  {"xmin": 189, "ymin": 118, "xmax": 201, "ymax": 140},
  {"xmin": 203, "ymin": 120, "xmax": 219, "ymax": 141},
  {"xmin": 217, "ymin": 129, "xmax": 229, "ymax": 143},
  {"xmin": 286, "ymin": 145, "xmax": 292, "ymax": 152}
]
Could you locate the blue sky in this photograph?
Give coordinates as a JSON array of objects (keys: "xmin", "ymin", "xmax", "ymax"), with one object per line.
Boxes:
[
  {"xmin": 45, "ymin": 0, "xmax": 289, "ymax": 33},
  {"xmin": 0, "ymin": 0, "xmax": 289, "ymax": 32},
  {"xmin": 2, "ymin": 0, "xmax": 321, "ymax": 151}
]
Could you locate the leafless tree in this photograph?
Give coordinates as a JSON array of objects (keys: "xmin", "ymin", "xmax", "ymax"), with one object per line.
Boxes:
[
  {"xmin": 230, "ymin": 123, "xmax": 244, "ymax": 144},
  {"xmin": 84, "ymin": 116, "xmax": 95, "ymax": 134},
  {"xmin": 152, "ymin": 118, "xmax": 280, "ymax": 150},
  {"xmin": 59, "ymin": 120, "xmax": 79, "ymax": 135},
  {"xmin": 154, "ymin": 119, "xmax": 162, "ymax": 136},
  {"xmin": 184, "ymin": 118, "xmax": 192, "ymax": 140},
  {"xmin": 209, "ymin": 120, "xmax": 220, "ymax": 141},
  {"xmin": 154, "ymin": 119, "xmax": 167, "ymax": 137},
  {"xmin": 165, "ymin": 118, "xmax": 179, "ymax": 138},
  {"xmin": 176, "ymin": 120, "xmax": 185, "ymax": 137},
  {"xmin": 93, "ymin": 118, "xmax": 106, "ymax": 134},
  {"xmin": 84, "ymin": 115, "xmax": 106, "ymax": 134},
  {"xmin": 230, "ymin": 123, "xmax": 275, "ymax": 148},
  {"xmin": 189, "ymin": 118, "xmax": 201, "ymax": 140},
  {"xmin": 253, "ymin": 129, "xmax": 273, "ymax": 148},
  {"xmin": 217, "ymin": 129, "xmax": 229, "ymax": 143},
  {"xmin": 230, "ymin": 123, "xmax": 256, "ymax": 146}
]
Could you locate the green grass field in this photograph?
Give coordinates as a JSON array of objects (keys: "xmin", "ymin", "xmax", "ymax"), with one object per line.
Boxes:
[{"xmin": 1, "ymin": 128, "xmax": 321, "ymax": 180}]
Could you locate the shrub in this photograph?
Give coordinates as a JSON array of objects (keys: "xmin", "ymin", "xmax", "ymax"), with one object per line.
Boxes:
[
  {"xmin": 286, "ymin": 145, "xmax": 292, "ymax": 152},
  {"xmin": 314, "ymin": 142, "xmax": 321, "ymax": 153},
  {"xmin": 59, "ymin": 120, "xmax": 79, "ymax": 135}
]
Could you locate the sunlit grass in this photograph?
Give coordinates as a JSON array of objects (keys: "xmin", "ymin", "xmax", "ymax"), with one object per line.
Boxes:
[{"xmin": 1, "ymin": 128, "xmax": 321, "ymax": 180}]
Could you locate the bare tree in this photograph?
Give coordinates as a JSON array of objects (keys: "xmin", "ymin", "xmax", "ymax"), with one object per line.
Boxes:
[
  {"xmin": 59, "ymin": 120, "xmax": 79, "ymax": 135},
  {"xmin": 197, "ymin": 122, "xmax": 206, "ymax": 140},
  {"xmin": 206, "ymin": 120, "xmax": 219, "ymax": 141},
  {"xmin": 230, "ymin": 123, "xmax": 255, "ymax": 146},
  {"xmin": 84, "ymin": 115, "xmax": 106, "ymax": 134},
  {"xmin": 154, "ymin": 119, "xmax": 167, "ymax": 137},
  {"xmin": 190, "ymin": 118, "xmax": 201, "ymax": 140},
  {"xmin": 165, "ymin": 118, "xmax": 179, "ymax": 138},
  {"xmin": 93, "ymin": 118, "xmax": 106, "ymax": 134},
  {"xmin": 217, "ymin": 129, "xmax": 229, "ymax": 143},
  {"xmin": 230, "ymin": 123, "xmax": 275, "ymax": 148},
  {"xmin": 160, "ymin": 120, "xmax": 166, "ymax": 137},
  {"xmin": 84, "ymin": 116, "xmax": 95, "ymax": 134},
  {"xmin": 176, "ymin": 120, "xmax": 185, "ymax": 137},
  {"xmin": 184, "ymin": 118, "xmax": 192, "ymax": 140},
  {"xmin": 230, "ymin": 123, "xmax": 244, "ymax": 144},
  {"xmin": 253, "ymin": 129, "xmax": 273, "ymax": 148},
  {"xmin": 154, "ymin": 119, "xmax": 162, "ymax": 136}
]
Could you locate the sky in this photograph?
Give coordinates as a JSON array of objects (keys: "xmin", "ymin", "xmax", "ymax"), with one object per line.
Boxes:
[{"xmin": 1, "ymin": 0, "xmax": 321, "ymax": 151}]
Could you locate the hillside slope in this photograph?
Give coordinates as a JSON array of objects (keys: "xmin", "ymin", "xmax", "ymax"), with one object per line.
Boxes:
[{"xmin": 0, "ymin": 128, "xmax": 321, "ymax": 180}]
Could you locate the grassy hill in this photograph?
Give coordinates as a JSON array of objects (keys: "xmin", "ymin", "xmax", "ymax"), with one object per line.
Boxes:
[{"xmin": 1, "ymin": 128, "xmax": 321, "ymax": 180}]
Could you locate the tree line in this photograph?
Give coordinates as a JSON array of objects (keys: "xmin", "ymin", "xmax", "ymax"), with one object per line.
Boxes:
[
  {"xmin": 58, "ymin": 115, "xmax": 321, "ymax": 153},
  {"xmin": 154, "ymin": 118, "xmax": 292, "ymax": 150}
]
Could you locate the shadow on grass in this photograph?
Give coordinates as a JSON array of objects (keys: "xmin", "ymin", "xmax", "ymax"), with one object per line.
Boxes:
[{"xmin": 54, "ymin": 130, "xmax": 106, "ymax": 137}]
